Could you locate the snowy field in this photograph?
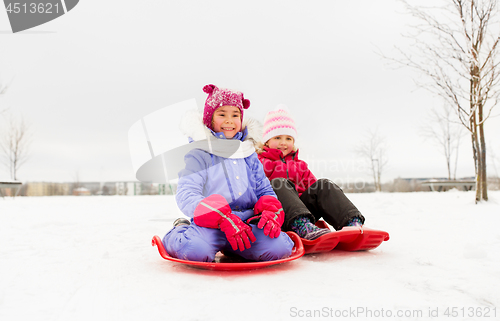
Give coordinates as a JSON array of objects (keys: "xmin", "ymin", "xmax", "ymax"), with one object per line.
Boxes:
[{"xmin": 1, "ymin": 191, "xmax": 499, "ymax": 321}]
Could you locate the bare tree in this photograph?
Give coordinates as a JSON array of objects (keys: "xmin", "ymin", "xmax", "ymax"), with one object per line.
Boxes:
[
  {"xmin": 422, "ymin": 103, "xmax": 465, "ymax": 179},
  {"xmin": 0, "ymin": 78, "xmax": 10, "ymax": 115},
  {"xmin": 0, "ymin": 114, "xmax": 32, "ymax": 181},
  {"xmin": 488, "ymin": 142, "xmax": 500, "ymax": 189},
  {"xmin": 71, "ymin": 169, "xmax": 82, "ymax": 194},
  {"xmin": 356, "ymin": 130, "xmax": 389, "ymax": 192},
  {"xmin": 389, "ymin": 0, "xmax": 500, "ymax": 202}
]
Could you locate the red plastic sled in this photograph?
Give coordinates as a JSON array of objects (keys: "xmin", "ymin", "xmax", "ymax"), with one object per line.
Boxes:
[
  {"xmin": 301, "ymin": 221, "xmax": 390, "ymax": 254},
  {"xmin": 151, "ymin": 231, "xmax": 304, "ymax": 271}
]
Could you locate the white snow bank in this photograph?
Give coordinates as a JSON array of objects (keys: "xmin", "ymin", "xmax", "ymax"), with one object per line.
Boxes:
[{"xmin": 0, "ymin": 191, "xmax": 499, "ymax": 321}]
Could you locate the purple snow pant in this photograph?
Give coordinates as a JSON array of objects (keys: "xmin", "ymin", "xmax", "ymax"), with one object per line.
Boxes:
[{"xmin": 162, "ymin": 223, "xmax": 294, "ymax": 262}]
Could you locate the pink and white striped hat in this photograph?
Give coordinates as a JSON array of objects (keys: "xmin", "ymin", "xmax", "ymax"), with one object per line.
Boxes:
[{"xmin": 262, "ymin": 104, "xmax": 297, "ymax": 143}]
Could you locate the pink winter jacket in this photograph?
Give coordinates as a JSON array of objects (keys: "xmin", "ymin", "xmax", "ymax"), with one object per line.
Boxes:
[{"xmin": 258, "ymin": 146, "xmax": 317, "ymax": 196}]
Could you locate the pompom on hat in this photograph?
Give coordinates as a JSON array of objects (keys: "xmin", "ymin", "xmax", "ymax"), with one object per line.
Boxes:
[
  {"xmin": 262, "ymin": 104, "xmax": 297, "ymax": 144},
  {"xmin": 202, "ymin": 84, "xmax": 250, "ymax": 129}
]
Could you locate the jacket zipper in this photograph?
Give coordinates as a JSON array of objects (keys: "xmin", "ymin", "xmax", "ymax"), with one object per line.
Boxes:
[
  {"xmin": 280, "ymin": 155, "xmax": 289, "ymax": 179},
  {"xmin": 221, "ymin": 159, "xmax": 235, "ymax": 203}
]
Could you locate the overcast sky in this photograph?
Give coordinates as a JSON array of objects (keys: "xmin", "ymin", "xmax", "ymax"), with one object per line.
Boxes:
[{"xmin": 1, "ymin": 0, "xmax": 499, "ymax": 184}]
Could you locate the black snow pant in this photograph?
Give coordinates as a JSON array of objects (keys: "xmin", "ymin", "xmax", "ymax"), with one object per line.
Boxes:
[{"xmin": 271, "ymin": 177, "xmax": 365, "ymax": 232}]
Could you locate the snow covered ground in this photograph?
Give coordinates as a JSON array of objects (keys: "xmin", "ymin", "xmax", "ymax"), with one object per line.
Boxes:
[{"xmin": 1, "ymin": 191, "xmax": 499, "ymax": 321}]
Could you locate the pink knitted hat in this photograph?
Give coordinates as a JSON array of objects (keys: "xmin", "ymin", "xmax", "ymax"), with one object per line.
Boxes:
[
  {"xmin": 202, "ymin": 84, "xmax": 250, "ymax": 129},
  {"xmin": 262, "ymin": 105, "xmax": 297, "ymax": 143}
]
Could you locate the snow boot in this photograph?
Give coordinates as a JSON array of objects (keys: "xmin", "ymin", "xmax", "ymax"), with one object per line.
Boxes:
[
  {"xmin": 291, "ymin": 216, "xmax": 331, "ymax": 240},
  {"xmin": 173, "ymin": 218, "xmax": 190, "ymax": 227},
  {"xmin": 346, "ymin": 217, "xmax": 363, "ymax": 227}
]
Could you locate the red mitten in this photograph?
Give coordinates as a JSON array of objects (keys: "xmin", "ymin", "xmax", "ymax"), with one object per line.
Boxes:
[
  {"xmin": 252, "ymin": 195, "xmax": 284, "ymax": 239},
  {"xmin": 194, "ymin": 194, "xmax": 256, "ymax": 251}
]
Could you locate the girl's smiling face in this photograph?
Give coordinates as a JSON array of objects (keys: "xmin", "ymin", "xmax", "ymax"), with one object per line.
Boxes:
[
  {"xmin": 211, "ymin": 105, "xmax": 242, "ymax": 139},
  {"xmin": 266, "ymin": 135, "xmax": 295, "ymax": 156}
]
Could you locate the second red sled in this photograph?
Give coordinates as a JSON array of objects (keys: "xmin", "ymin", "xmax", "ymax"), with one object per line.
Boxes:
[{"xmin": 301, "ymin": 221, "xmax": 390, "ymax": 254}]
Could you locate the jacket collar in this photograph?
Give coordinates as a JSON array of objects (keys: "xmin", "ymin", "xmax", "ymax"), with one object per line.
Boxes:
[{"xmin": 261, "ymin": 146, "xmax": 299, "ymax": 160}]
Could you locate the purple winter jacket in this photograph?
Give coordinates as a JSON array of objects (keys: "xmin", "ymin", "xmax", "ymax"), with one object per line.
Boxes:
[{"xmin": 175, "ymin": 127, "xmax": 277, "ymax": 222}]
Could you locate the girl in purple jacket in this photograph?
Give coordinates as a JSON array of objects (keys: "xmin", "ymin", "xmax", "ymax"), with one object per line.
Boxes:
[
  {"xmin": 162, "ymin": 85, "xmax": 293, "ymax": 262},
  {"xmin": 258, "ymin": 106, "xmax": 365, "ymax": 240}
]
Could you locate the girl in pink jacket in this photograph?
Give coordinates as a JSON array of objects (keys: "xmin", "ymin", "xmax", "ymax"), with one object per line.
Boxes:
[{"xmin": 258, "ymin": 106, "xmax": 365, "ymax": 240}]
